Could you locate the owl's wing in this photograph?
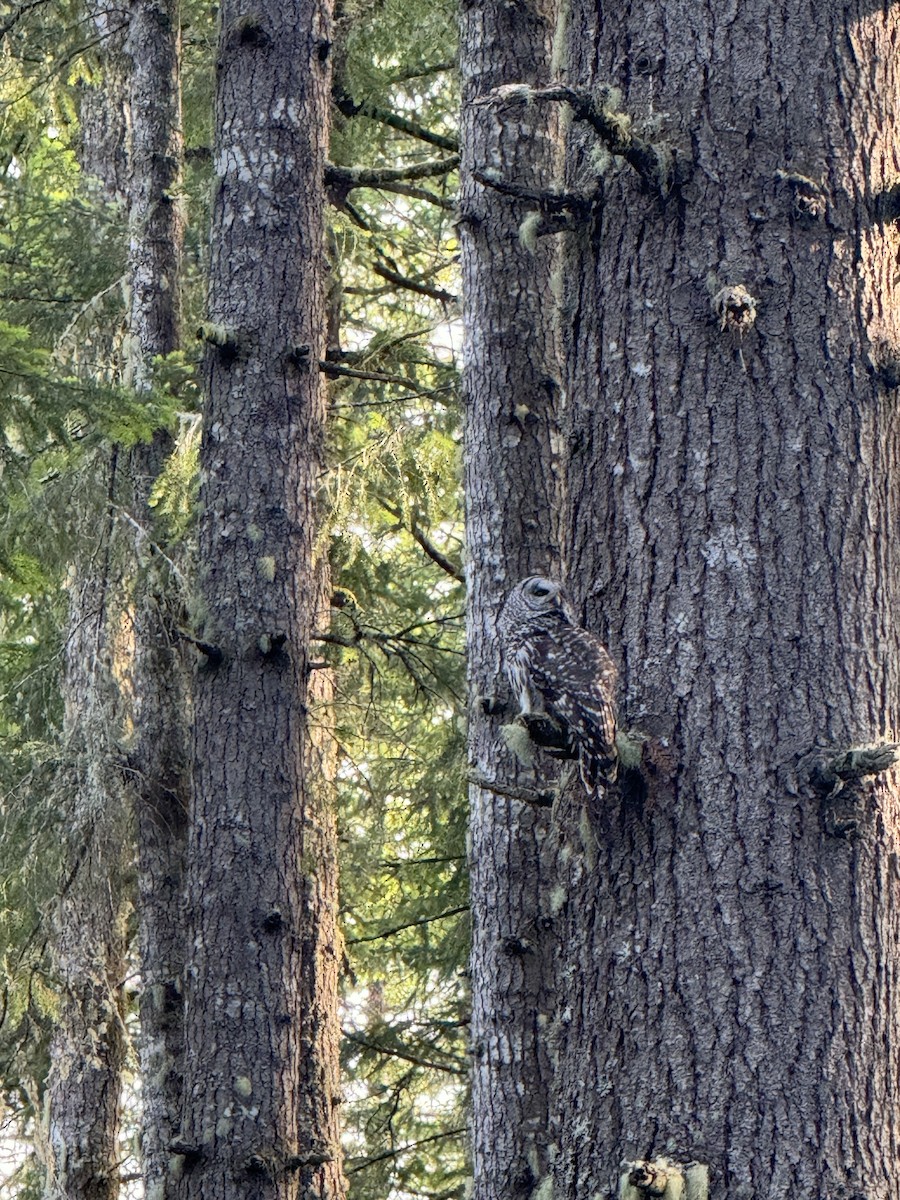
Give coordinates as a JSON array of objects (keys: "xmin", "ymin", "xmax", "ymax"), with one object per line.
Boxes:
[{"xmin": 528, "ymin": 626, "xmax": 618, "ymax": 788}]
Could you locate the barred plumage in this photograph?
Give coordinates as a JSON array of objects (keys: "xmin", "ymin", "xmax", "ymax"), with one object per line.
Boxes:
[{"xmin": 497, "ymin": 576, "xmax": 618, "ymax": 790}]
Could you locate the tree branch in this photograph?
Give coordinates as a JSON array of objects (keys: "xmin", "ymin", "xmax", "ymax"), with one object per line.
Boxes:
[
  {"xmin": 371, "ymin": 261, "xmax": 457, "ymax": 304},
  {"xmin": 342, "ymin": 1030, "xmax": 466, "ymax": 1075},
  {"xmin": 326, "ymin": 156, "xmax": 459, "ymax": 190},
  {"xmin": 468, "ymin": 773, "xmax": 555, "ymax": 809},
  {"xmin": 380, "ymin": 501, "xmax": 464, "ymax": 582},
  {"xmin": 476, "ymin": 83, "xmax": 675, "ymax": 193},
  {"xmin": 366, "ymin": 181, "xmax": 456, "ymax": 210},
  {"xmin": 320, "ymin": 361, "xmax": 421, "ymax": 387},
  {"xmin": 810, "ymin": 743, "xmax": 900, "ymax": 793},
  {"xmin": 472, "ymin": 169, "xmax": 593, "ymax": 215},
  {"xmin": 335, "ymin": 93, "xmax": 459, "ymax": 153},
  {"xmin": 346, "ymin": 904, "xmax": 469, "ymax": 945},
  {"xmin": 345, "ymin": 1128, "xmax": 467, "ymax": 1176}
]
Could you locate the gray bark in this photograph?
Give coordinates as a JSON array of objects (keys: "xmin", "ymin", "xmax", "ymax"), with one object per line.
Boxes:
[
  {"xmin": 123, "ymin": 3, "xmax": 188, "ymax": 1198},
  {"xmin": 44, "ymin": 14, "xmax": 133, "ymax": 1191},
  {"xmin": 46, "ymin": 486, "xmax": 129, "ymax": 1200},
  {"xmin": 547, "ymin": 2, "xmax": 900, "ymax": 1197},
  {"xmin": 459, "ymin": 3, "xmax": 565, "ymax": 1198},
  {"xmin": 176, "ymin": 3, "xmax": 344, "ymax": 1199},
  {"xmin": 77, "ymin": 4, "xmax": 130, "ymax": 201}
]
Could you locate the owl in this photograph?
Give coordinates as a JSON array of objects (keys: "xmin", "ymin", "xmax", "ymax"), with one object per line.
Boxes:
[{"xmin": 497, "ymin": 576, "xmax": 618, "ymax": 790}]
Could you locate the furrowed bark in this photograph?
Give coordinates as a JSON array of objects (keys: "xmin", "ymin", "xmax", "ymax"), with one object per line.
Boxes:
[
  {"xmin": 459, "ymin": 2, "xmax": 565, "ymax": 1197},
  {"xmin": 176, "ymin": 3, "xmax": 344, "ymax": 1198},
  {"xmin": 549, "ymin": 2, "xmax": 900, "ymax": 1197},
  {"xmin": 123, "ymin": 3, "xmax": 188, "ymax": 1198},
  {"xmin": 44, "ymin": 18, "xmax": 131, "ymax": 1196},
  {"xmin": 46, "ymin": 500, "xmax": 129, "ymax": 1200}
]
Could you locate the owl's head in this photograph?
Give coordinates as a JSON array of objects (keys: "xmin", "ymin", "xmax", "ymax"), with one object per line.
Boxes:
[{"xmin": 509, "ymin": 576, "xmax": 574, "ymax": 618}]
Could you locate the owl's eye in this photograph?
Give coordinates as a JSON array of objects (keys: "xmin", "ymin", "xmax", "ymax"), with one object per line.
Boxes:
[{"xmin": 529, "ymin": 582, "xmax": 552, "ymax": 597}]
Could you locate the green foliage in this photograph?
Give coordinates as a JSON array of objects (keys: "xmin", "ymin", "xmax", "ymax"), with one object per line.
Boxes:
[
  {"xmin": 324, "ymin": 8, "xmax": 467, "ymax": 1194},
  {"xmin": 333, "ymin": 522, "xmax": 468, "ymax": 1200}
]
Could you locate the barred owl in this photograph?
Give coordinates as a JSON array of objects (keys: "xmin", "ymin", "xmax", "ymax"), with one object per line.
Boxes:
[{"xmin": 497, "ymin": 576, "xmax": 618, "ymax": 789}]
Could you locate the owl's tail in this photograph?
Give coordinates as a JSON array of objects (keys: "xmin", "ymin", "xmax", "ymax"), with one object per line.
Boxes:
[{"xmin": 580, "ymin": 746, "xmax": 618, "ymax": 792}]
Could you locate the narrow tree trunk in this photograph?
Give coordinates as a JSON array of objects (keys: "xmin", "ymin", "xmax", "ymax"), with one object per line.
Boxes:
[
  {"xmin": 46, "ymin": 486, "xmax": 129, "ymax": 1200},
  {"xmin": 44, "ymin": 22, "xmax": 132, "ymax": 1195},
  {"xmin": 176, "ymin": 3, "xmax": 344, "ymax": 1198},
  {"xmin": 548, "ymin": 2, "xmax": 900, "ymax": 1196},
  {"xmin": 459, "ymin": 4, "xmax": 564, "ymax": 1198},
  {"xmin": 123, "ymin": 3, "xmax": 188, "ymax": 1198},
  {"xmin": 76, "ymin": 3, "xmax": 130, "ymax": 202}
]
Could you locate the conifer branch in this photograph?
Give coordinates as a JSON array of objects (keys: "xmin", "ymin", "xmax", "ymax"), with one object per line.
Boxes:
[
  {"xmin": 371, "ymin": 262, "xmax": 457, "ymax": 304},
  {"xmin": 387, "ymin": 60, "xmax": 456, "ymax": 84},
  {"xmin": 346, "ymin": 904, "xmax": 469, "ymax": 945},
  {"xmin": 0, "ymin": 0, "xmax": 53, "ymax": 40},
  {"xmin": 335, "ymin": 93, "xmax": 459, "ymax": 153}
]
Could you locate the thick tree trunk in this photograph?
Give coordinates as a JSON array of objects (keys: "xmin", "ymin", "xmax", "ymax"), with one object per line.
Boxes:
[
  {"xmin": 123, "ymin": 3, "xmax": 188, "ymax": 1199},
  {"xmin": 459, "ymin": 3, "xmax": 564, "ymax": 1198},
  {"xmin": 46, "ymin": 503, "xmax": 129, "ymax": 1200},
  {"xmin": 176, "ymin": 4, "xmax": 344, "ymax": 1199},
  {"xmin": 547, "ymin": 2, "xmax": 900, "ymax": 1197}
]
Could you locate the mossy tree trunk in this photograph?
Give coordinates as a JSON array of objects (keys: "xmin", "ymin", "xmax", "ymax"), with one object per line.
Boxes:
[
  {"xmin": 459, "ymin": 2, "xmax": 566, "ymax": 1198},
  {"xmin": 175, "ymin": 3, "xmax": 344, "ymax": 1199},
  {"xmin": 545, "ymin": 2, "xmax": 900, "ymax": 1196}
]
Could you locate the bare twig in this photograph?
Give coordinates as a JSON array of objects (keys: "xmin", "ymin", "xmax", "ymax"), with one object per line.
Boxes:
[
  {"xmin": 320, "ymin": 361, "xmax": 422, "ymax": 387},
  {"xmin": 371, "ymin": 261, "xmax": 456, "ymax": 304},
  {"xmin": 346, "ymin": 1128, "xmax": 467, "ymax": 1175},
  {"xmin": 472, "ymin": 169, "xmax": 594, "ymax": 214},
  {"xmin": 346, "ymin": 904, "xmax": 469, "ymax": 945},
  {"xmin": 342, "ymin": 1030, "xmax": 466, "ymax": 1075},
  {"xmin": 380, "ymin": 502, "xmax": 464, "ymax": 583},
  {"xmin": 468, "ymin": 772, "xmax": 555, "ymax": 809},
  {"xmin": 368, "ymin": 181, "xmax": 457, "ymax": 210},
  {"xmin": 110, "ymin": 504, "xmax": 186, "ymax": 584},
  {"xmin": 335, "ymin": 94, "xmax": 459, "ymax": 153}
]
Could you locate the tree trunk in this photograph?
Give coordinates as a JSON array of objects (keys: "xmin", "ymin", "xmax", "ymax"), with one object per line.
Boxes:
[
  {"xmin": 459, "ymin": 3, "xmax": 565, "ymax": 1198},
  {"xmin": 76, "ymin": 4, "xmax": 130, "ymax": 201},
  {"xmin": 46, "ymin": 494, "xmax": 129, "ymax": 1200},
  {"xmin": 546, "ymin": 2, "xmax": 900, "ymax": 1197},
  {"xmin": 176, "ymin": 3, "xmax": 344, "ymax": 1198},
  {"xmin": 44, "ymin": 21, "xmax": 132, "ymax": 1195},
  {"xmin": 123, "ymin": 3, "xmax": 188, "ymax": 1198}
]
